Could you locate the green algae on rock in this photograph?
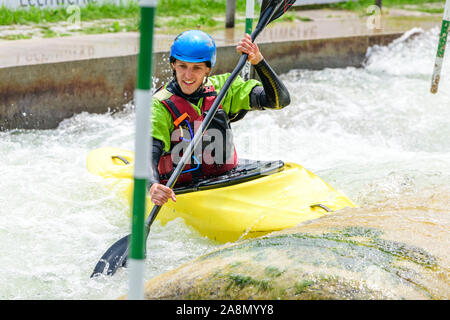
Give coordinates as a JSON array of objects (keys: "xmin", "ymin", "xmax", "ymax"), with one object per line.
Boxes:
[{"xmin": 141, "ymin": 191, "xmax": 449, "ymax": 300}]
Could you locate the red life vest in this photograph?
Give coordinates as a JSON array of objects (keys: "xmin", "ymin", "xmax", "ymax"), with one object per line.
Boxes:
[{"xmin": 157, "ymin": 85, "xmax": 238, "ymax": 185}]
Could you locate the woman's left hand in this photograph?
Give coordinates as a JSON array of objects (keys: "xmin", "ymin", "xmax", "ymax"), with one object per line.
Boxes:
[{"xmin": 236, "ymin": 34, "xmax": 263, "ymax": 65}]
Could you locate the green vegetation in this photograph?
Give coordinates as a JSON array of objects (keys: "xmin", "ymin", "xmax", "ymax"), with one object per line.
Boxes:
[
  {"xmin": 0, "ymin": 0, "xmax": 253, "ymax": 26},
  {"xmin": 294, "ymin": 280, "xmax": 314, "ymax": 294},
  {"xmin": 0, "ymin": 1, "xmax": 139, "ymax": 25},
  {"xmin": 0, "ymin": 0, "xmax": 445, "ymax": 40},
  {"xmin": 332, "ymin": 0, "xmax": 445, "ymax": 14},
  {"xmin": 0, "ymin": 0, "xmax": 262, "ymax": 39},
  {"xmin": 0, "ymin": 0, "xmax": 445, "ymax": 27},
  {"xmin": 226, "ymin": 273, "xmax": 271, "ymax": 291},
  {"xmin": 0, "ymin": 33, "xmax": 32, "ymax": 40},
  {"xmin": 157, "ymin": 0, "xmax": 248, "ymax": 17},
  {"xmin": 264, "ymin": 266, "xmax": 285, "ymax": 278},
  {"xmin": 165, "ymin": 15, "xmax": 219, "ymax": 29}
]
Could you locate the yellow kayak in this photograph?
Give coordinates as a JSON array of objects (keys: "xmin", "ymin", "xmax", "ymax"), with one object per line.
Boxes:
[{"xmin": 87, "ymin": 147, "xmax": 356, "ymax": 243}]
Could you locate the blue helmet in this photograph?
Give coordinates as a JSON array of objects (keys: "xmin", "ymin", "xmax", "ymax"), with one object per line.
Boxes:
[{"xmin": 170, "ymin": 30, "xmax": 216, "ymax": 68}]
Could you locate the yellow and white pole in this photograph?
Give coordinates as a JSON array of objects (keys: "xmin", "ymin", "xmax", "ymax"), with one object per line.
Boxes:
[
  {"xmin": 431, "ymin": 0, "xmax": 450, "ymax": 94},
  {"xmin": 128, "ymin": 0, "xmax": 156, "ymax": 300}
]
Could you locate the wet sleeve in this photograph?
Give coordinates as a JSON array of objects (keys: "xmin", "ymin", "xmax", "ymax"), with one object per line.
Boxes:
[
  {"xmin": 250, "ymin": 59, "xmax": 291, "ymax": 110},
  {"xmin": 151, "ymin": 99, "xmax": 175, "ymax": 153},
  {"xmin": 209, "ymin": 73, "xmax": 261, "ymax": 117},
  {"xmin": 147, "ymin": 138, "xmax": 164, "ymax": 190}
]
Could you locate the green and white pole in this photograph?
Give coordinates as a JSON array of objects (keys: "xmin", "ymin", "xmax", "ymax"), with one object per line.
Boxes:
[
  {"xmin": 241, "ymin": 0, "xmax": 254, "ymax": 81},
  {"xmin": 128, "ymin": 0, "xmax": 156, "ymax": 300},
  {"xmin": 431, "ymin": 0, "xmax": 450, "ymax": 94},
  {"xmin": 245, "ymin": 0, "xmax": 254, "ymax": 35}
]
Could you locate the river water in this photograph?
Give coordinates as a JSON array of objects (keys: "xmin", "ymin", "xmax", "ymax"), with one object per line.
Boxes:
[{"xmin": 1, "ymin": 28, "xmax": 449, "ymax": 299}]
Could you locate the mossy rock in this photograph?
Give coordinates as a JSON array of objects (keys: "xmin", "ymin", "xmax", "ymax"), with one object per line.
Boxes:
[{"xmin": 141, "ymin": 190, "xmax": 449, "ymax": 300}]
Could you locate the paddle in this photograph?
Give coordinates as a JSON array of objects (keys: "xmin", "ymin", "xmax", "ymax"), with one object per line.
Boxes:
[{"xmin": 91, "ymin": 0, "xmax": 297, "ymax": 278}]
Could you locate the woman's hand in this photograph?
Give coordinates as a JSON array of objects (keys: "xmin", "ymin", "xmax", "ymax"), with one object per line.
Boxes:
[
  {"xmin": 149, "ymin": 183, "xmax": 176, "ymax": 206},
  {"xmin": 236, "ymin": 34, "xmax": 263, "ymax": 65}
]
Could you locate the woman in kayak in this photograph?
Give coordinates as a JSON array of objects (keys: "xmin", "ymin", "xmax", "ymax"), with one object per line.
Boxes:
[{"xmin": 149, "ymin": 29, "xmax": 291, "ymax": 206}]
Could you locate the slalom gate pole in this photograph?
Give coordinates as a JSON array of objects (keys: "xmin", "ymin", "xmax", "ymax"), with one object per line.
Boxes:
[
  {"xmin": 246, "ymin": 0, "xmax": 255, "ymax": 35},
  {"xmin": 128, "ymin": 0, "xmax": 157, "ymax": 300},
  {"xmin": 431, "ymin": 0, "xmax": 450, "ymax": 94},
  {"xmin": 241, "ymin": 0, "xmax": 255, "ymax": 80}
]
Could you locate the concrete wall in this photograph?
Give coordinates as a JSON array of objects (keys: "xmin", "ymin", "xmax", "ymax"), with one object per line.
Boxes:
[
  {"xmin": 0, "ymin": 32, "xmax": 403, "ymax": 131},
  {"xmin": 0, "ymin": 56, "xmax": 136, "ymax": 130}
]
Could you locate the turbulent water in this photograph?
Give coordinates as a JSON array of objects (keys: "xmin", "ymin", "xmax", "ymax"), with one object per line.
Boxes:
[{"xmin": 1, "ymin": 28, "xmax": 449, "ymax": 299}]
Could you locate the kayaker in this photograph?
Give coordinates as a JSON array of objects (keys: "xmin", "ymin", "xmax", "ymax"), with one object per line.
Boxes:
[{"xmin": 148, "ymin": 30, "xmax": 291, "ymax": 206}]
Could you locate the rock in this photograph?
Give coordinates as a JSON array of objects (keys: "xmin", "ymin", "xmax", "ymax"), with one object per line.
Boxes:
[{"xmin": 141, "ymin": 190, "xmax": 449, "ymax": 300}]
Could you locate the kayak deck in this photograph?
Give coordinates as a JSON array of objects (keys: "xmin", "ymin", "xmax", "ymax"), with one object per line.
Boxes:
[
  {"xmin": 173, "ymin": 158, "xmax": 285, "ymax": 194},
  {"xmin": 87, "ymin": 147, "xmax": 356, "ymax": 243}
]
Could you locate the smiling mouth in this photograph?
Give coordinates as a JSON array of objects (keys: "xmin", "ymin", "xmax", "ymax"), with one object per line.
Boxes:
[{"xmin": 183, "ymin": 80, "xmax": 195, "ymax": 85}]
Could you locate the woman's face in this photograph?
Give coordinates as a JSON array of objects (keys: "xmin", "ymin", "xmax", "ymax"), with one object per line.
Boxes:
[{"xmin": 172, "ymin": 60, "xmax": 211, "ymax": 95}]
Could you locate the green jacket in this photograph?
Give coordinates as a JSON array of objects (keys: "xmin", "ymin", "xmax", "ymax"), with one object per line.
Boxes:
[{"xmin": 152, "ymin": 73, "xmax": 261, "ymax": 152}]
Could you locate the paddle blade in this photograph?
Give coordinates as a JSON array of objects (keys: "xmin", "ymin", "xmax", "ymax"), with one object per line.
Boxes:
[
  {"xmin": 265, "ymin": 0, "xmax": 296, "ymax": 23},
  {"xmin": 90, "ymin": 235, "xmax": 130, "ymax": 277},
  {"xmin": 255, "ymin": 0, "xmax": 297, "ymax": 37}
]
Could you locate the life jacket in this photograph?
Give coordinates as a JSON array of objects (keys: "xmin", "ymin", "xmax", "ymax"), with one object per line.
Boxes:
[{"xmin": 156, "ymin": 84, "xmax": 238, "ymax": 185}]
